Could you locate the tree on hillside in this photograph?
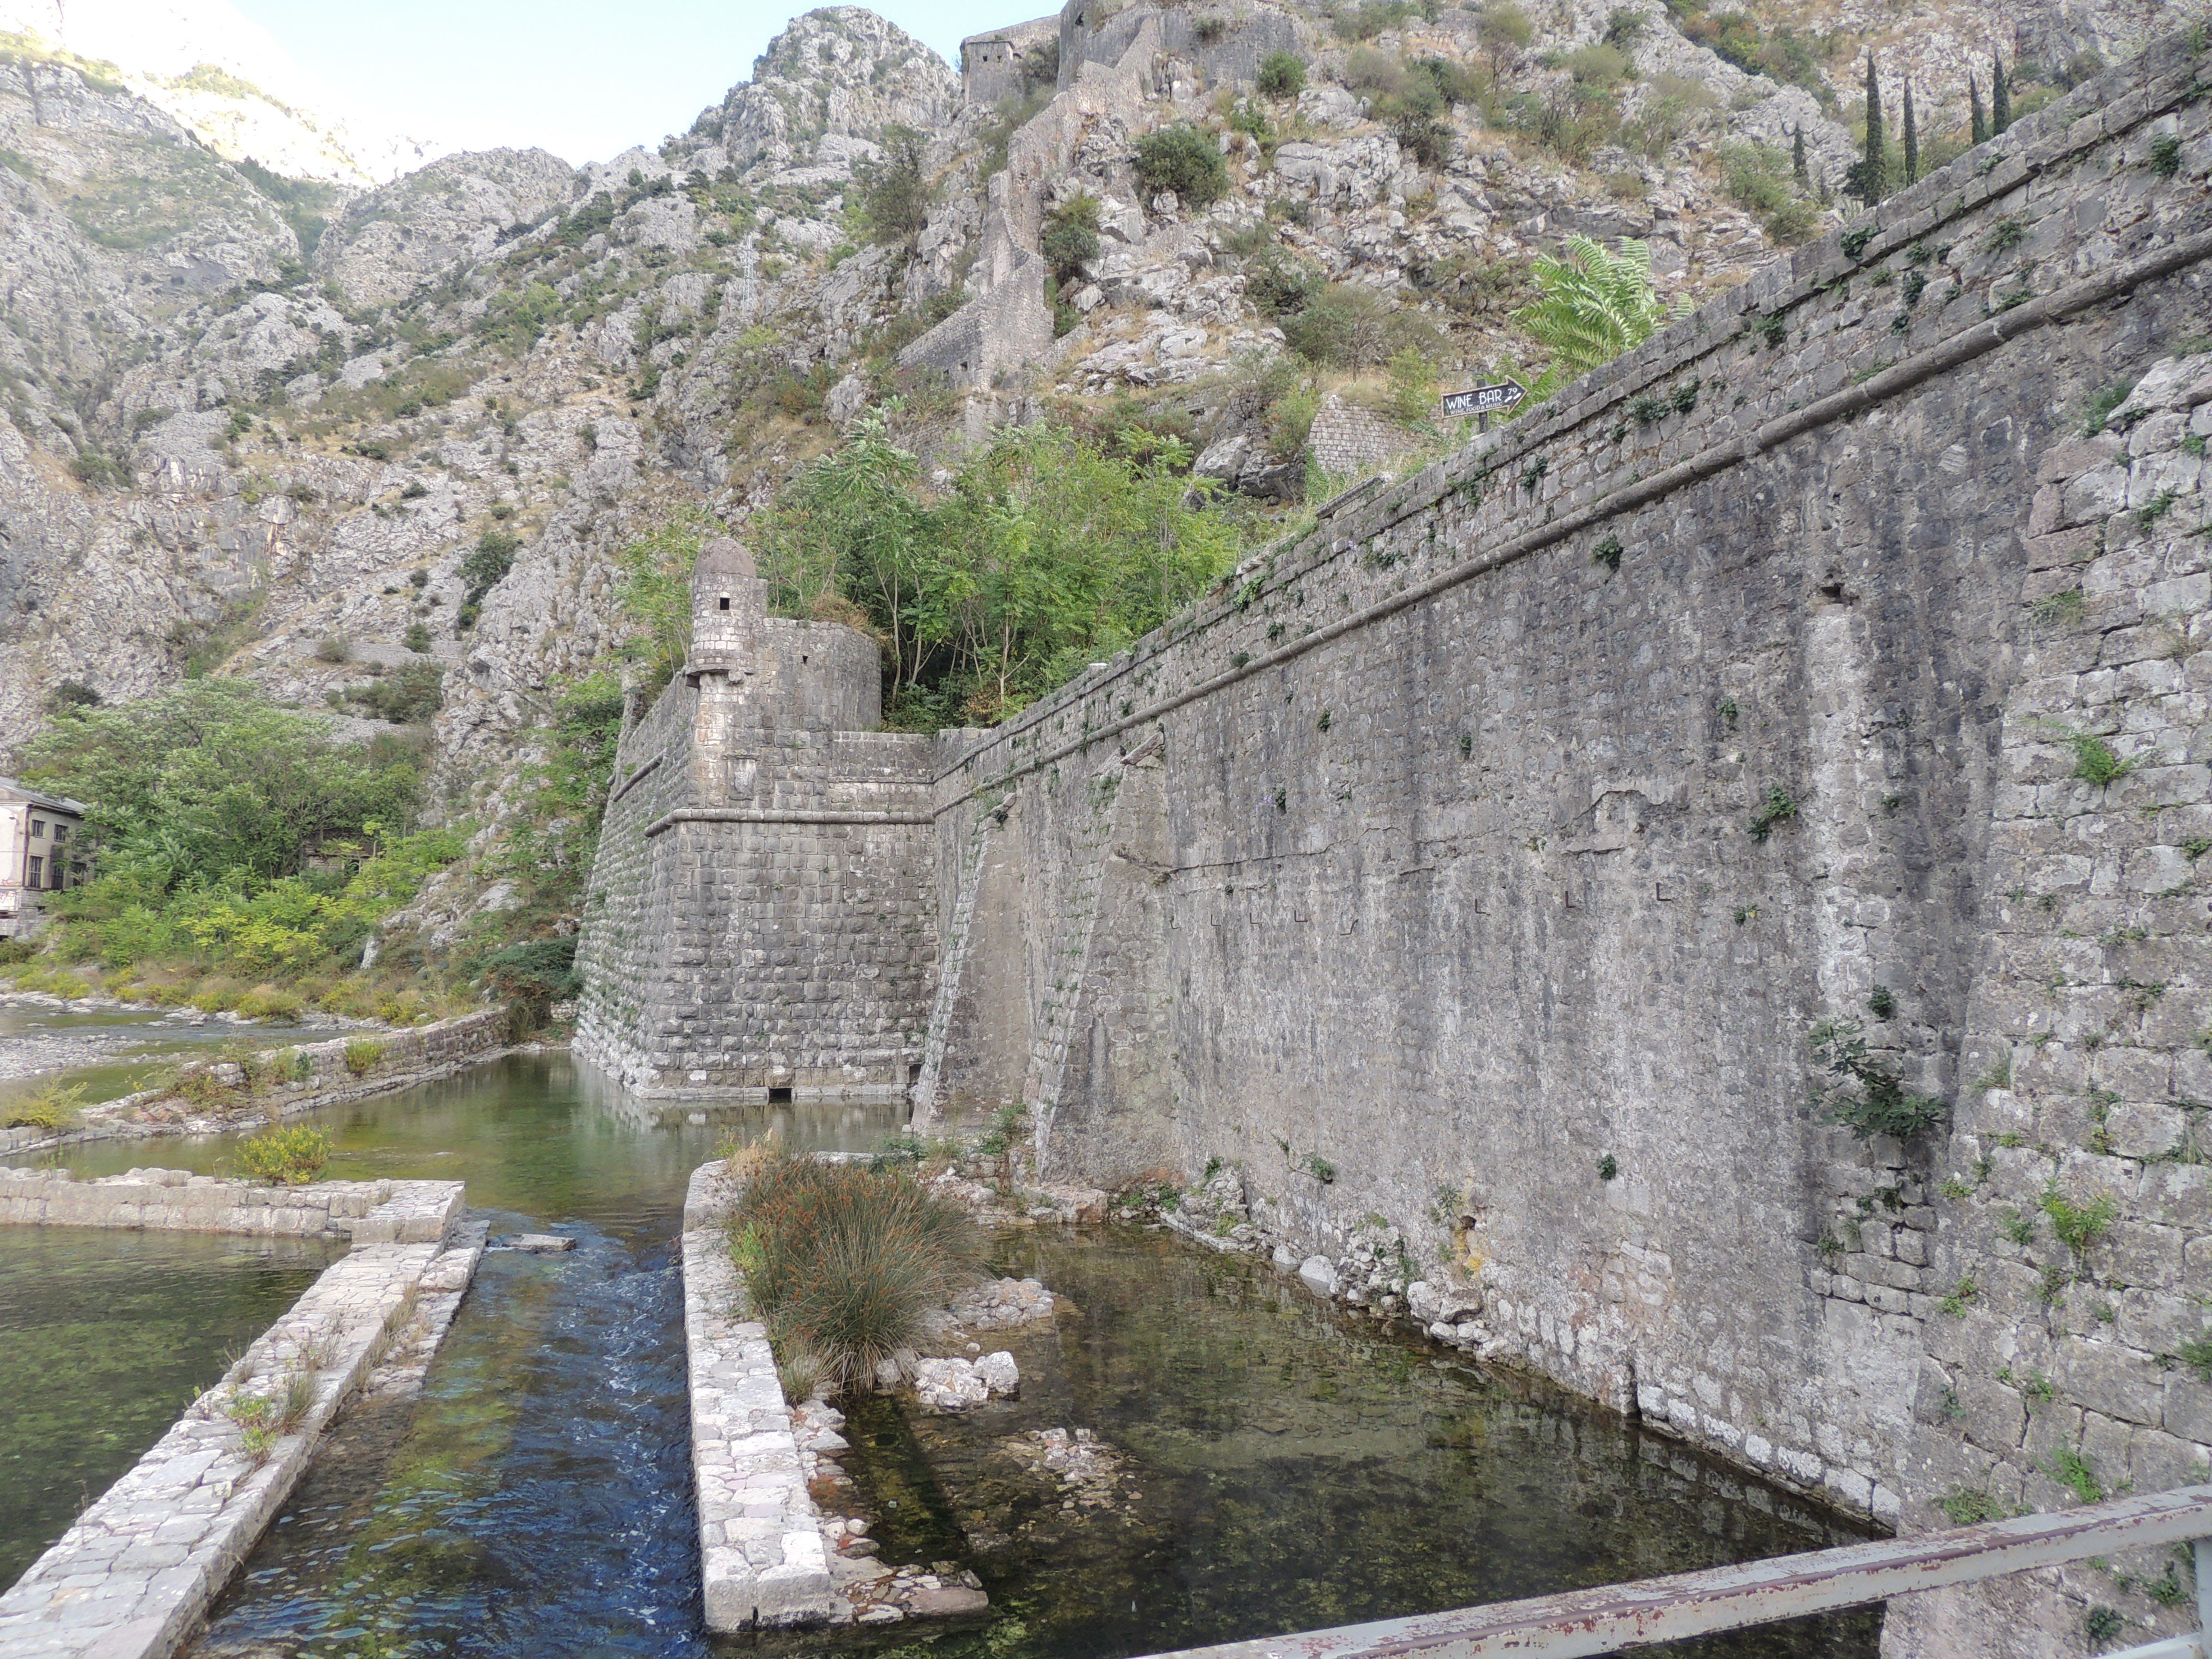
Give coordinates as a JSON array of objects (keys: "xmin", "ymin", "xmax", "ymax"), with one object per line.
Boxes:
[
  {"xmin": 1991, "ymin": 53, "xmax": 2011, "ymax": 133},
  {"xmin": 1901, "ymin": 80, "xmax": 1918, "ymax": 185},
  {"xmin": 20, "ymin": 681, "xmax": 420, "ymax": 886},
  {"xmin": 1509, "ymin": 235, "xmax": 1687, "ymax": 397},
  {"xmin": 1854, "ymin": 56, "xmax": 1887, "ymax": 205},
  {"xmin": 1791, "ymin": 125, "xmax": 1808, "ymax": 186},
  {"xmin": 854, "ymin": 125, "xmax": 932, "ymax": 244},
  {"xmin": 1970, "ymin": 74, "xmax": 1987, "ymax": 145}
]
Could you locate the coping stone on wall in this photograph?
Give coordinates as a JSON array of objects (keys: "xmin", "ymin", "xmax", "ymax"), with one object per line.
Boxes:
[
  {"xmin": 0, "ymin": 1166, "xmax": 465, "ymax": 1242},
  {"xmin": 682, "ymin": 1159, "xmax": 840, "ymax": 1630}
]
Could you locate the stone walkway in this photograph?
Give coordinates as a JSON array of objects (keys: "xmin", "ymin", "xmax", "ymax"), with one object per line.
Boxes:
[
  {"xmin": 681, "ymin": 1161, "xmax": 839, "ymax": 1630},
  {"xmin": 0, "ymin": 1174, "xmax": 476, "ymax": 1659}
]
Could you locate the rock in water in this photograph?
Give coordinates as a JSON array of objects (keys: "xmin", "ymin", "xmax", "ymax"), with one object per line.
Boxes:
[{"xmin": 913, "ymin": 1357, "xmax": 990, "ymax": 1410}]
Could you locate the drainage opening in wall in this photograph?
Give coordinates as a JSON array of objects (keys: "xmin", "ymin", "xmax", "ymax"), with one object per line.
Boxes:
[{"xmin": 768, "ymin": 1086, "xmax": 793, "ymax": 1103}]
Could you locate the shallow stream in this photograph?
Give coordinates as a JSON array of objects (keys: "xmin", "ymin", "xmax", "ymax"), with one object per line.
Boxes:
[{"xmin": 8, "ymin": 1054, "xmax": 1881, "ymax": 1658}]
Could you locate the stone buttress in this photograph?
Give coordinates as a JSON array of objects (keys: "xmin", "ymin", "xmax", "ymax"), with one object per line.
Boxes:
[{"xmin": 573, "ymin": 538, "xmax": 939, "ymax": 1100}]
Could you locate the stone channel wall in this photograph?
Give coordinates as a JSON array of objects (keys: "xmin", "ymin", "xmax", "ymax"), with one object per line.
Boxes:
[
  {"xmin": 0, "ymin": 1009, "xmax": 508, "ymax": 1158},
  {"xmin": 907, "ymin": 34, "xmax": 2212, "ymax": 1654},
  {"xmin": 0, "ymin": 1178, "xmax": 476, "ymax": 1659},
  {"xmin": 681, "ymin": 1159, "xmax": 838, "ymax": 1630},
  {"xmin": 0, "ymin": 1166, "xmax": 464, "ymax": 1242}
]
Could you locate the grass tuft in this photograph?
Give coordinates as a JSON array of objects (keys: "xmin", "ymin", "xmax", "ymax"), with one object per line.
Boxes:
[{"xmin": 728, "ymin": 1152, "xmax": 981, "ymax": 1396}]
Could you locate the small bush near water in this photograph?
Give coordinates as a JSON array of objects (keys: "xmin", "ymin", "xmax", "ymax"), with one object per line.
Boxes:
[
  {"xmin": 3, "ymin": 1079, "xmax": 86, "ymax": 1130},
  {"xmin": 239, "ymin": 1125, "xmax": 331, "ymax": 1185},
  {"xmin": 727, "ymin": 1152, "xmax": 981, "ymax": 1395}
]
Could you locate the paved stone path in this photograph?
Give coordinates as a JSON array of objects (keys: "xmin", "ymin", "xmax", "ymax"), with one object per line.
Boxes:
[
  {"xmin": 0, "ymin": 1176, "xmax": 476, "ymax": 1659},
  {"xmin": 682, "ymin": 1161, "xmax": 839, "ymax": 1631}
]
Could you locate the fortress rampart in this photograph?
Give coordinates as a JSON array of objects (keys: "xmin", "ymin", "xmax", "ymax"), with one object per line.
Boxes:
[{"xmin": 579, "ymin": 34, "xmax": 2212, "ymax": 1649}]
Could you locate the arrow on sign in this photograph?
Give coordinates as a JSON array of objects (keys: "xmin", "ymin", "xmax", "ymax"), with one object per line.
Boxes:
[{"xmin": 1441, "ymin": 380, "xmax": 1526, "ymax": 417}]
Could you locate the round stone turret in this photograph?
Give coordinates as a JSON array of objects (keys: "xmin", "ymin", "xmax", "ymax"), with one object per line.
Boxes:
[{"xmin": 688, "ymin": 537, "xmax": 766, "ymax": 682}]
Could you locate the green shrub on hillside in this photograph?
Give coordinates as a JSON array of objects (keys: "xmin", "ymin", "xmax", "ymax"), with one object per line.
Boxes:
[
  {"xmin": 1721, "ymin": 142, "xmax": 1816, "ymax": 243},
  {"xmin": 1257, "ymin": 51, "xmax": 1307, "ymax": 97},
  {"xmin": 348, "ymin": 661, "xmax": 445, "ymax": 724},
  {"xmin": 1133, "ymin": 126, "xmax": 1228, "ymax": 207}
]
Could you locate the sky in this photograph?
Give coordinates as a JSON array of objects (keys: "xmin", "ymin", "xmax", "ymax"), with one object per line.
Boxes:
[{"xmin": 226, "ymin": 0, "xmax": 1020, "ymax": 165}]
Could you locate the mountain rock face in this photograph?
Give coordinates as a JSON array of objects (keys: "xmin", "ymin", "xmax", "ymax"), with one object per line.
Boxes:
[
  {"xmin": 317, "ymin": 149, "xmax": 581, "ymax": 306},
  {"xmin": 0, "ymin": 0, "xmax": 435, "ymax": 184},
  {"xmin": 0, "ymin": 0, "xmax": 2179, "ymax": 863},
  {"xmin": 707, "ymin": 5, "xmax": 959, "ymax": 168}
]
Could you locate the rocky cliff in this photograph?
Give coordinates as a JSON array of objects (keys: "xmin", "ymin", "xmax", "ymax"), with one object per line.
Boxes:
[{"xmin": 0, "ymin": 0, "xmax": 2181, "ymax": 930}]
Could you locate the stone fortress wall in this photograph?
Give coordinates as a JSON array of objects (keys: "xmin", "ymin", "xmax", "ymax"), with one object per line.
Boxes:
[
  {"xmin": 578, "ymin": 31, "xmax": 2212, "ymax": 1649},
  {"xmin": 573, "ymin": 538, "xmax": 947, "ymax": 1100}
]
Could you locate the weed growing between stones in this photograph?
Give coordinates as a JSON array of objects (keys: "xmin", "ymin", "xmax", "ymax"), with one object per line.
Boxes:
[
  {"xmin": 2041, "ymin": 1184, "xmax": 2118, "ymax": 1255},
  {"xmin": 343, "ymin": 1038, "xmax": 387, "ymax": 1077},
  {"xmin": 2049, "ymin": 727, "xmax": 2135, "ymax": 787},
  {"xmin": 2046, "ymin": 1446, "xmax": 2104, "ymax": 1503},
  {"xmin": 1808, "ymin": 1018, "xmax": 1948, "ymax": 1141},
  {"xmin": 238, "ymin": 1125, "xmax": 332, "ymax": 1185},
  {"xmin": 727, "ymin": 1152, "xmax": 982, "ymax": 1395},
  {"xmin": 1746, "ymin": 784, "xmax": 1798, "ymax": 842},
  {"xmin": 2082, "ymin": 380, "xmax": 2139, "ymax": 436},
  {"xmin": 1936, "ymin": 1487, "xmax": 2008, "ymax": 1524}
]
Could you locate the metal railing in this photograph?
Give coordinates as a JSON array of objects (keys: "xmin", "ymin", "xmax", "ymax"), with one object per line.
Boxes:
[{"xmin": 1127, "ymin": 1485, "xmax": 2212, "ymax": 1659}]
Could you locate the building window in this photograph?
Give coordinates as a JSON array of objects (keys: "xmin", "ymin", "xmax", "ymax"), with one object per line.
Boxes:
[
  {"xmin": 29, "ymin": 819, "xmax": 44, "ymax": 839},
  {"xmin": 51, "ymin": 824, "xmax": 66, "ymax": 845},
  {"xmin": 719, "ymin": 596, "xmax": 731, "ymax": 611},
  {"xmin": 26, "ymin": 857, "xmax": 41, "ymax": 886}
]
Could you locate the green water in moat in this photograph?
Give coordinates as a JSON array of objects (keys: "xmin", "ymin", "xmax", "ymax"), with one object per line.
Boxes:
[
  {"xmin": 9, "ymin": 1055, "xmax": 1881, "ymax": 1658},
  {"xmin": 0, "ymin": 1228, "xmax": 336, "ymax": 1586}
]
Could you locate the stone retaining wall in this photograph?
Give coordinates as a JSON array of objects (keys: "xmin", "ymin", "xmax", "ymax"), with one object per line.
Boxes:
[
  {"xmin": 681, "ymin": 1159, "xmax": 839, "ymax": 1630},
  {"xmin": 908, "ymin": 33, "xmax": 2212, "ymax": 1653},
  {"xmin": 0, "ymin": 1179, "xmax": 475, "ymax": 1659},
  {"xmin": 0, "ymin": 1166, "xmax": 464, "ymax": 1243},
  {"xmin": 0, "ymin": 1010, "xmax": 508, "ymax": 1157}
]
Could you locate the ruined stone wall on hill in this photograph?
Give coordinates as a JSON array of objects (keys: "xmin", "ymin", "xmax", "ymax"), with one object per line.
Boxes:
[{"xmin": 913, "ymin": 33, "xmax": 2212, "ymax": 1651}]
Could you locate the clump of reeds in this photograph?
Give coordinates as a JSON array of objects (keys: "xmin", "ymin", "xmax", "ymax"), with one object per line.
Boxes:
[{"xmin": 728, "ymin": 1152, "xmax": 981, "ymax": 1396}]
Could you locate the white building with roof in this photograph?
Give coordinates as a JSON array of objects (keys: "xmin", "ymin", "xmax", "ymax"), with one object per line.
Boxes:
[{"xmin": 0, "ymin": 778, "xmax": 87, "ymax": 938}]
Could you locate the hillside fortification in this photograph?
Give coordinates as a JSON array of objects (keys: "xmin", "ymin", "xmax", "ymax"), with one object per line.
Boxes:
[{"xmin": 578, "ymin": 31, "xmax": 2212, "ymax": 1650}]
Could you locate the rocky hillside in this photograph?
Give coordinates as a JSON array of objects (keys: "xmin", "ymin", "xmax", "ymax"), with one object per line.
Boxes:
[
  {"xmin": 0, "ymin": 0, "xmax": 433, "ymax": 184},
  {"xmin": 0, "ymin": 0, "xmax": 2184, "ymax": 944}
]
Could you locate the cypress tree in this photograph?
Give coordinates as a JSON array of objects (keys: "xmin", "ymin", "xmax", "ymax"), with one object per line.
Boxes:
[
  {"xmin": 1901, "ymin": 80, "xmax": 1918, "ymax": 185},
  {"xmin": 1992, "ymin": 53, "xmax": 2011, "ymax": 133},
  {"xmin": 1859, "ymin": 56, "xmax": 1887, "ymax": 205},
  {"xmin": 1792, "ymin": 124, "xmax": 1808, "ymax": 186},
  {"xmin": 1969, "ymin": 74, "xmax": 1987, "ymax": 145}
]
